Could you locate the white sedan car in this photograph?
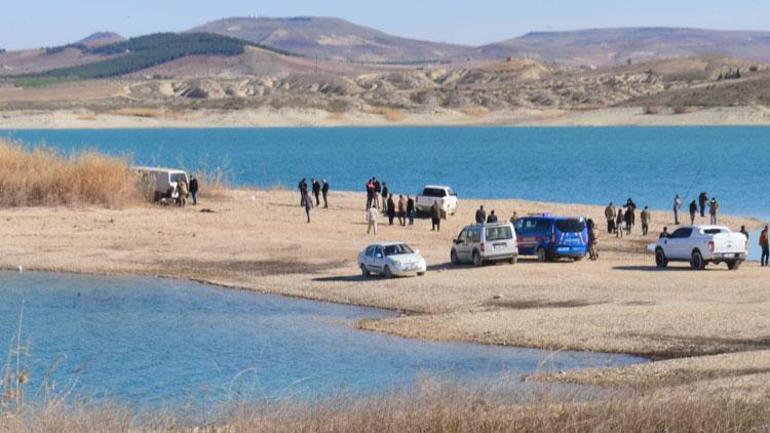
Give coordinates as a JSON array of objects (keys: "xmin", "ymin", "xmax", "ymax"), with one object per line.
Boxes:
[{"xmin": 358, "ymin": 242, "xmax": 427, "ymax": 278}]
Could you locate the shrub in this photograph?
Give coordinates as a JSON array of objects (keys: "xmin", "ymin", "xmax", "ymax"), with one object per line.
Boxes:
[{"xmin": 643, "ymin": 105, "xmax": 661, "ymax": 115}]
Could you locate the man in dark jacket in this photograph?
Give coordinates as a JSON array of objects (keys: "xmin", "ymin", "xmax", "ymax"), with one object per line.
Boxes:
[
  {"xmin": 298, "ymin": 178, "xmax": 308, "ymax": 207},
  {"xmin": 406, "ymin": 195, "xmax": 415, "ymax": 225},
  {"xmin": 487, "ymin": 210, "xmax": 498, "ymax": 223},
  {"xmin": 189, "ymin": 176, "xmax": 199, "ymax": 206},
  {"xmin": 387, "ymin": 194, "xmax": 396, "ymax": 225},
  {"xmin": 431, "ymin": 201, "xmax": 441, "ymax": 231},
  {"xmin": 475, "ymin": 206, "xmax": 486, "ymax": 224},
  {"xmin": 321, "ymin": 179, "xmax": 329, "ymax": 208},
  {"xmin": 699, "ymin": 192, "xmax": 708, "ymax": 217},
  {"xmin": 380, "ymin": 182, "xmax": 388, "ymax": 213},
  {"xmin": 312, "ymin": 178, "xmax": 321, "ymax": 206},
  {"xmin": 689, "ymin": 200, "xmax": 698, "ymax": 224}
]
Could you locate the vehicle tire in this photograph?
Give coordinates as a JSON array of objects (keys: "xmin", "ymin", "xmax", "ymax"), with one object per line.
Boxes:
[
  {"xmin": 655, "ymin": 248, "xmax": 668, "ymax": 268},
  {"xmin": 509, "ymin": 255, "xmax": 518, "ymax": 265},
  {"xmin": 451, "ymin": 249, "xmax": 461, "ymax": 265},
  {"xmin": 536, "ymin": 247, "xmax": 548, "ymax": 263},
  {"xmin": 690, "ymin": 250, "xmax": 706, "ymax": 270},
  {"xmin": 383, "ymin": 266, "xmax": 393, "ymax": 279},
  {"xmin": 472, "ymin": 251, "xmax": 483, "ymax": 267},
  {"xmin": 574, "ymin": 256, "xmax": 584, "ymax": 262},
  {"xmin": 360, "ymin": 264, "xmax": 370, "ymax": 277},
  {"xmin": 417, "ymin": 272, "xmax": 425, "ymax": 276},
  {"xmin": 727, "ymin": 260, "xmax": 742, "ymax": 270}
]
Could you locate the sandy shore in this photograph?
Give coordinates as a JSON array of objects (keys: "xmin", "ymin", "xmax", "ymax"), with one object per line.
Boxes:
[
  {"xmin": 2, "ymin": 106, "xmax": 770, "ymax": 129},
  {"xmin": 2, "ymin": 189, "xmax": 769, "ymax": 393}
]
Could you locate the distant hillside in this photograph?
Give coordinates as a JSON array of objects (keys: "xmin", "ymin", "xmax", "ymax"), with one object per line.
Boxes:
[
  {"xmin": 77, "ymin": 32, "xmax": 126, "ymax": 47},
  {"xmin": 189, "ymin": 16, "xmax": 469, "ymax": 63},
  {"xmin": 15, "ymin": 33, "xmax": 270, "ymax": 80},
  {"xmin": 468, "ymin": 28, "xmax": 770, "ymax": 66}
]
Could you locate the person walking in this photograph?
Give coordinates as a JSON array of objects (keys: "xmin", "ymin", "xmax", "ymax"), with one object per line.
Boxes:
[
  {"xmin": 303, "ymin": 190, "xmax": 313, "ymax": 223},
  {"xmin": 587, "ymin": 219, "xmax": 598, "ymax": 260},
  {"xmin": 366, "ymin": 206, "xmax": 379, "ymax": 235},
  {"xmin": 373, "ymin": 178, "xmax": 381, "ymax": 210},
  {"xmin": 378, "ymin": 182, "xmax": 390, "ymax": 214},
  {"xmin": 475, "ymin": 205, "xmax": 487, "ymax": 224},
  {"xmin": 321, "ymin": 179, "xmax": 330, "ymax": 208},
  {"xmin": 311, "ymin": 178, "xmax": 321, "ymax": 206},
  {"xmin": 709, "ymin": 198, "xmax": 719, "ymax": 224},
  {"xmin": 387, "ymin": 194, "xmax": 396, "ymax": 225},
  {"xmin": 760, "ymin": 225, "xmax": 769, "ymax": 267},
  {"xmin": 189, "ymin": 176, "xmax": 199, "ymax": 206},
  {"xmin": 640, "ymin": 206, "xmax": 651, "ymax": 236},
  {"xmin": 430, "ymin": 201, "xmax": 441, "ymax": 231},
  {"xmin": 699, "ymin": 191, "xmax": 709, "ymax": 218},
  {"xmin": 177, "ymin": 178, "xmax": 189, "ymax": 207},
  {"xmin": 406, "ymin": 195, "xmax": 415, "ymax": 225},
  {"xmin": 299, "ymin": 178, "xmax": 308, "ymax": 207},
  {"xmin": 673, "ymin": 194, "xmax": 682, "ymax": 225},
  {"xmin": 487, "ymin": 210, "xmax": 498, "ymax": 223},
  {"xmin": 615, "ymin": 208, "xmax": 624, "ymax": 238},
  {"xmin": 397, "ymin": 195, "xmax": 406, "ymax": 226},
  {"xmin": 689, "ymin": 200, "xmax": 698, "ymax": 225},
  {"xmin": 604, "ymin": 202, "xmax": 616, "ymax": 234}
]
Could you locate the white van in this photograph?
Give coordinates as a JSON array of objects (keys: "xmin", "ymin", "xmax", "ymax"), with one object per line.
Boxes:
[
  {"xmin": 451, "ymin": 222, "xmax": 518, "ymax": 266},
  {"xmin": 131, "ymin": 166, "xmax": 189, "ymax": 202}
]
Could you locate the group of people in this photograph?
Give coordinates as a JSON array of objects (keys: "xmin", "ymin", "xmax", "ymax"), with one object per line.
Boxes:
[
  {"xmin": 673, "ymin": 191, "xmax": 720, "ymax": 225},
  {"xmin": 474, "ymin": 205, "xmax": 505, "ymax": 224},
  {"xmin": 298, "ymin": 178, "xmax": 330, "ymax": 223},
  {"xmin": 603, "ymin": 199, "xmax": 650, "ymax": 237},
  {"xmin": 173, "ymin": 176, "xmax": 199, "ymax": 207},
  {"xmin": 363, "ymin": 177, "xmax": 422, "ymax": 234}
]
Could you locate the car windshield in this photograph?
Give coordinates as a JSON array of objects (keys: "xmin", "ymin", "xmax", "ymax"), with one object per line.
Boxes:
[
  {"xmin": 555, "ymin": 219, "xmax": 586, "ymax": 233},
  {"xmin": 421, "ymin": 188, "xmax": 447, "ymax": 197},
  {"xmin": 384, "ymin": 244, "xmax": 415, "ymax": 256},
  {"xmin": 486, "ymin": 226, "xmax": 513, "ymax": 241}
]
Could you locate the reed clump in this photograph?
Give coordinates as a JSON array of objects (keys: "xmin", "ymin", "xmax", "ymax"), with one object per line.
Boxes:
[{"xmin": 0, "ymin": 139, "xmax": 138, "ymax": 208}]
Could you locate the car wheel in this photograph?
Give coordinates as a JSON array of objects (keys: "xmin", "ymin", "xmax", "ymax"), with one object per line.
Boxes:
[
  {"xmin": 509, "ymin": 255, "xmax": 518, "ymax": 265},
  {"xmin": 383, "ymin": 266, "xmax": 393, "ymax": 279},
  {"xmin": 536, "ymin": 247, "xmax": 548, "ymax": 263},
  {"xmin": 451, "ymin": 249, "xmax": 460, "ymax": 265},
  {"xmin": 690, "ymin": 250, "xmax": 706, "ymax": 270},
  {"xmin": 472, "ymin": 251, "xmax": 483, "ymax": 267},
  {"xmin": 655, "ymin": 248, "xmax": 668, "ymax": 268},
  {"xmin": 360, "ymin": 264, "xmax": 370, "ymax": 277},
  {"xmin": 727, "ymin": 260, "xmax": 741, "ymax": 270},
  {"xmin": 417, "ymin": 272, "xmax": 425, "ymax": 276}
]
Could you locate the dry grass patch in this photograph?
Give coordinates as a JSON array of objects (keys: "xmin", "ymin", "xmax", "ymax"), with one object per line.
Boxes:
[
  {"xmin": 372, "ymin": 107, "xmax": 407, "ymax": 122},
  {"xmin": 0, "ymin": 139, "xmax": 138, "ymax": 208}
]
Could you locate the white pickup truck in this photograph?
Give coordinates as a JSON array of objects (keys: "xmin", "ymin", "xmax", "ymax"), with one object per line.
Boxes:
[
  {"xmin": 651, "ymin": 225, "xmax": 748, "ymax": 270},
  {"xmin": 415, "ymin": 185, "xmax": 458, "ymax": 218}
]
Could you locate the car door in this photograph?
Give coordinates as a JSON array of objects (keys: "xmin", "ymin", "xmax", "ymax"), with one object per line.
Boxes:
[
  {"xmin": 514, "ymin": 218, "xmax": 535, "ymax": 254},
  {"xmin": 372, "ymin": 246, "xmax": 386, "ymax": 273},
  {"xmin": 363, "ymin": 246, "xmax": 376, "ymax": 271},
  {"xmin": 666, "ymin": 228, "xmax": 693, "ymax": 259},
  {"xmin": 466, "ymin": 227, "xmax": 481, "ymax": 259},
  {"xmin": 454, "ymin": 228, "xmax": 469, "ymax": 262}
]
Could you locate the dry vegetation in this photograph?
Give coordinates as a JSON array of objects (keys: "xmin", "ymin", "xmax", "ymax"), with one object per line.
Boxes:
[
  {"xmin": 1, "ymin": 385, "xmax": 768, "ymax": 433},
  {"xmin": 0, "ymin": 139, "xmax": 137, "ymax": 207}
]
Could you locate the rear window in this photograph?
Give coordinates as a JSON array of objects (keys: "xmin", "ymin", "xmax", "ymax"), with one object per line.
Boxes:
[
  {"xmin": 486, "ymin": 226, "xmax": 513, "ymax": 241},
  {"xmin": 703, "ymin": 228, "xmax": 726, "ymax": 235},
  {"xmin": 555, "ymin": 219, "xmax": 586, "ymax": 233},
  {"xmin": 421, "ymin": 188, "xmax": 447, "ymax": 197}
]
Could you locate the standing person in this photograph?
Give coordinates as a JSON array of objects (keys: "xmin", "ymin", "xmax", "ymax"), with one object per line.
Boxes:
[
  {"xmin": 660, "ymin": 226, "xmax": 670, "ymax": 239},
  {"xmin": 430, "ymin": 201, "xmax": 441, "ymax": 231},
  {"xmin": 740, "ymin": 226, "xmax": 749, "ymax": 242},
  {"xmin": 689, "ymin": 200, "xmax": 698, "ymax": 225},
  {"xmin": 366, "ymin": 178, "xmax": 375, "ymax": 209},
  {"xmin": 387, "ymin": 194, "xmax": 396, "ymax": 225},
  {"xmin": 381, "ymin": 182, "xmax": 389, "ymax": 213},
  {"xmin": 587, "ymin": 219, "xmax": 598, "ymax": 260},
  {"xmin": 624, "ymin": 205, "xmax": 634, "ymax": 235},
  {"xmin": 760, "ymin": 225, "xmax": 769, "ymax": 267},
  {"xmin": 303, "ymin": 190, "xmax": 313, "ymax": 223},
  {"xmin": 640, "ymin": 206, "xmax": 651, "ymax": 236},
  {"xmin": 673, "ymin": 194, "xmax": 682, "ymax": 225},
  {"xmin": 177, "ymin": 178, "xmax": 189, "ymax": 207},
  {"xmin": 699, "ymin": 192, "xmax": 709, "ymax": 218},
  {"xmin": 374, "ymin": 179, "xmax": 382, "ymax": 210},
  {"xmin": 475, "ymin": 205, "xmax": 486, "ymax": 224},
  {"xmin": 189, "ymin": 176, "xmax": 199, "ymax": 206},
  {"xmin": 321, "ymin": 179, "xmax": 330, "ymax": 208},
  {"xmin": 616, "ymin": 208, "xmax": 624, "ymax": 238},
  {"xmin": 406, "ymin": 195, "xmax": 415, "ymax": 225},
  {"xmin": 510, "ymin": 211, "xmax": 518, "ymax": 225},
  {"xmin": 298, "ymin": 178, "xmax": 308, "ymax": 207},
  {"xmin": 487, "ymin": 210, "xmax": 498, "ymax": 223},
  {"xmin": 605, "ymin": 202, "xmax": 616, "ymax": 234},
  {"xmin": 397, "ymin": 195, "xmax": 406, "ymax": 226},
  {"xmin": 709, "ymin": 198, "xmax": 719, "ymax": 224},
  {"xmin": 366, "ymin": 206, "xmax": 379, "ymax": 235},
  {"xmin": 312, "ymin": 179, "xmax": 321, "ymax": 206}
]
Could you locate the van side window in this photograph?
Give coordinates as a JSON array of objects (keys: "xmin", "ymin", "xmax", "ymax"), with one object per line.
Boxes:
[
  {"xmin": 457, "ymin": 229, "xmax": 467, "ymax": 242},
  {"xmin": 365, "ymin": 246, "xmax": 376, "ymax": 257},
  {"xmin": 469, "ymin": 228, "xmax": 481, "ymax": 243}
]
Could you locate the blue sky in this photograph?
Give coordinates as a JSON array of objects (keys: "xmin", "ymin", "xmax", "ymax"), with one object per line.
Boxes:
[{"xmin": 2, "ymin": 0, "xmax": 770, "ymax": 49}]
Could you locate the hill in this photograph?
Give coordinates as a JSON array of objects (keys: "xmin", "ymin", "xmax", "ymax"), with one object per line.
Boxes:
[
  {"xmin": 189, "ymin": 16, "xmax": 469, "ymax": 63},
  {"xmin": 77, "ymin": 32, "xmax": 126, "ymax": 47},
  {"xmin": 468, "ymin": 28, "xmax": 770, "ymax": 66}
]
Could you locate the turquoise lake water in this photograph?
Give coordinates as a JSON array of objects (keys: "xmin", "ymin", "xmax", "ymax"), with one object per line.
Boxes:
[
  {"xmin": 0, "ymin": 272, "xmax": 644, "ymax": 409},
  {"xmin": 2, "ymin": 127, "xmax": 768, "ymax": 219}
]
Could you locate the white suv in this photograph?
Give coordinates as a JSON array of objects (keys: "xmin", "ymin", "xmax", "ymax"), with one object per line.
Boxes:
[
  {"xmin": 416, "ymin": 185, "xmax": 458, "ymax": 217},
  {"xmin": 451, "ymin": 222, "xmax": 518, "ymax": 266}
]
